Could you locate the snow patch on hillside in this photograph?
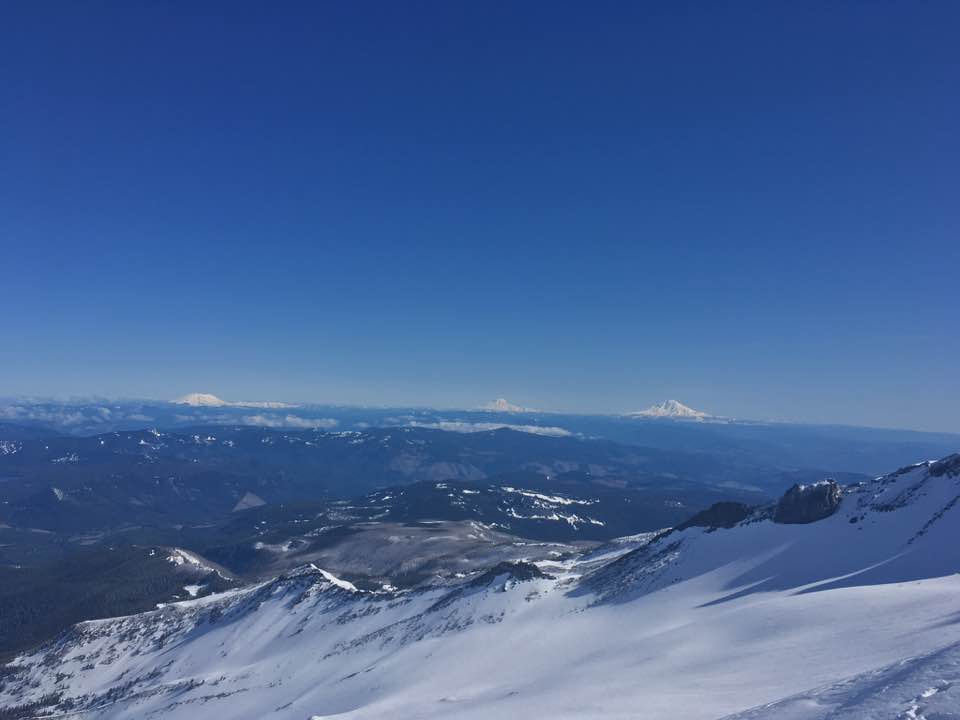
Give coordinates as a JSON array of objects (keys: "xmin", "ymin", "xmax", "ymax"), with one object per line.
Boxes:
[
  {"xmin": 500, "ymin": 486, "xmax": 597, "ymax": 506},
  {"xmin": 166, "ymin": 548, "xmax": 232, "ymax": 580}
]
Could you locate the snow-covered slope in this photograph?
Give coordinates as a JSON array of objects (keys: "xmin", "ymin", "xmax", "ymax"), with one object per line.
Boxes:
[
  {"xmin": 174, "ymin": 392, "xmax": 231, "ymax": 407},
  {"xmin": 585, "ymin": 454, "xmax": 960, "ymax": 601},
  {"xmin": 2, "ymin": 456, "xmax": 958, "ymax": 719},
  {"xmin": 721, "ymin": 639, "xmax": 960, "ymax": 720},
  {"xmin": 629, "ymin": 398, "xmax": 713, "ymax": 420},
  {"xmin": 173, "ymin": 392, "xmax": 294, "ymax": 409},
  {"xmin": 480, "ymin": 398, "xmax": 538, "ymax": 413}
]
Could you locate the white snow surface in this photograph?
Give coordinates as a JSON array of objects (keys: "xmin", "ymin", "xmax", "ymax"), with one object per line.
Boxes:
[
  {"xmin": 165, "ymin": 547, "xmax": 231, "ymax": 580},
  {"xmin": 721, "ymin": 639, "xmax": 960, "ymax": 719},
  {"xmin": 500, "ymin": 486, "xmax": 596, "ymax": 506},
  {"xmin": 479, "ymin": 398, "xmax": 538, "ymax": 413},
  {"xmin": 630, "ymin": 398, "xmax": 711, "ymax": 419},
  {"xmin": 3, "ymin": 456, "xmax": 960, "ymax": 719}
]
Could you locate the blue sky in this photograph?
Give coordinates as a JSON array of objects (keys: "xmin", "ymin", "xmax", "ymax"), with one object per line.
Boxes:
[{"xmin": 1, "ymin": 2, "xmax": 958, "ymax": 431}]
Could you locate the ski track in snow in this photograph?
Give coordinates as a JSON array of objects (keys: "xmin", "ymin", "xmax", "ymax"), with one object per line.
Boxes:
[{"xmin": 721, "ymin": 640, "xmax": 960, "ymax": 720}]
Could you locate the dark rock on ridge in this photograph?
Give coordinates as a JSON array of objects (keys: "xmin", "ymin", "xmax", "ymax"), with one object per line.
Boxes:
[
  {"xmin": 676, "ymin": 502, "xmax": 753, "ymax": 531},
  {"xmin": 773, "ymin": 480, "xmax": 842, "ymax": 524}
]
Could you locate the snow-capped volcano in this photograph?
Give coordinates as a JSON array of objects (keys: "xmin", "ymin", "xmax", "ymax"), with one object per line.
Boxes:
[
  {"xmin": 630, "ymin": 399, "xmax": 711, "ymax": 420},
  {"xmin": 4, "ymin": 454, "xmax": 960, "ymax": 719},
  {"xmin": 173, "ymin": 392, "xmax": 295, "ymax": 409},
  {"xmin": 480, "ymin": 398, "xmax": 537, "ymax": 413},
  {"xmin": 174, "ymin": 392, "xmax": 230, "ymax": 407}
]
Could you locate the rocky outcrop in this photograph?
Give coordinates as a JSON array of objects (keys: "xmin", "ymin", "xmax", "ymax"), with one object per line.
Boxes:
[
  {"xmin": 928, "ymin": 453, "xmax": 960, "ymax": 478},
  {"xmin": 469, "ymin": 561, "xmax": 553, "ymax": 587},
  {"xmin": 773, "ymin": 480, "xmax": 842, "ymax": 524},
  {"xmin": 676, "ymin": 502, "xmax": 753, "ymax": 531}
]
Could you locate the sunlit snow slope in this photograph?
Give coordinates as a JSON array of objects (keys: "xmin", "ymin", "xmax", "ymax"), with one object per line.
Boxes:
[{"xmin": 2, "ymin": 456, "xmax": 958, "ymax": 719}]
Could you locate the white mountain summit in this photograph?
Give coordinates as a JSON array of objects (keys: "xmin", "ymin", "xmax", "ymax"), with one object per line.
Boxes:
[
  {"xmin": 480, "ymin": 398, "xmax": 537, "ymax": 413},
  {"xmin": 630, "ymin": 399, "xmax": 710, "ymax": 420},
  {"xmin": 174, "ymin": 392, "xmax": 231, "ymax": 407},
  {"xmin": 173, "ymin": 393, "xmax": 295, "ymax": 409}
]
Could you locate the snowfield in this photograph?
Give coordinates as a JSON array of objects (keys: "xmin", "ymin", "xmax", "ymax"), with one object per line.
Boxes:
[{"xmin": 2, "ymin": 456, "xmax": 959, "ymax": 719}]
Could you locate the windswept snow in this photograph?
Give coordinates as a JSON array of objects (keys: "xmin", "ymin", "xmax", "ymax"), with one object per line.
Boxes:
[{"xmin": 722, "ymin": 640, "xmax": 960, "ymax": 720}]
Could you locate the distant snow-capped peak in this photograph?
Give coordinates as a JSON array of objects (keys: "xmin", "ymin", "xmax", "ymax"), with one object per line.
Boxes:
[
  {"xmin": 630, "ymin": 399, "xmax": 710, "ymax": 420},
  {"xmin": 174, "ymin": 393, "xmax": 295, "ymax": 409},
  {"xmin": 175, "ymin": 393, "xmax": 230, "ymax": 407},
  {"xmin": 480, "ymin": 398, "xmax": 537, "ymax": 413}
]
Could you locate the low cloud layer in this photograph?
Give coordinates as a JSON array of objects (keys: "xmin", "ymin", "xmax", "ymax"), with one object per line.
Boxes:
[
  {"xmin": 173, "ymin": 393, "xmax": 297, "ymax": 410},
  {"xmin": 406, "ymin": 421, "xmax": 572, "ymax": 437},
  {"xmin": 0, "ymin": 403, "xmax": 114, "ymax": 427},
  {"xmin": 0, "ymin": 400, "xmax": 337, "ymax": 434},
  {"xmin": 239, "ymin": 414, "xmax": 338, "ymax": 429}
]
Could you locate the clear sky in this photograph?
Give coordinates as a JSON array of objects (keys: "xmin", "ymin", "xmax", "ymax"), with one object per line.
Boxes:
[{"xmin": 2, "ymin": 2, "xmax": 958, "ymax": 431}]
